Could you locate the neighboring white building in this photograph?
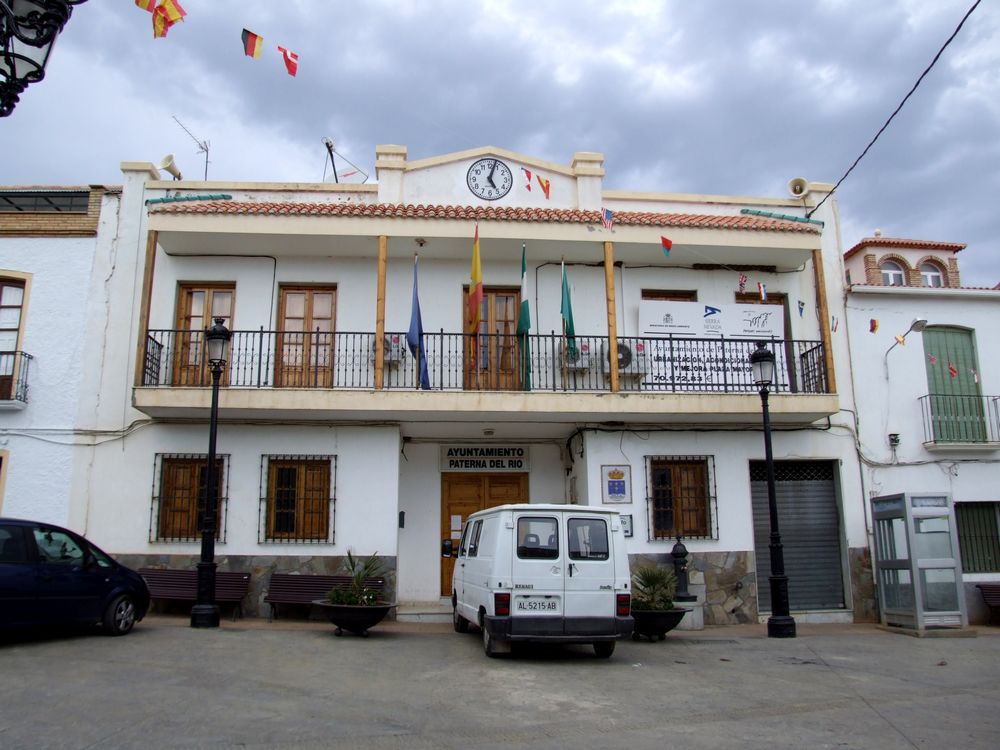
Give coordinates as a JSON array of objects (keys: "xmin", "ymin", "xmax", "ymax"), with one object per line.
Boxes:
[
  {"xmin": 844, "ymin": 234, "xmax": 1000, "ymax": 625},
  {"xmin": 14, "ymin": 148, "xmax": 872, "ymax": 624},
  {"xmin": 0, "ymin": 187, "xmax": 116, "ymax": 524}
]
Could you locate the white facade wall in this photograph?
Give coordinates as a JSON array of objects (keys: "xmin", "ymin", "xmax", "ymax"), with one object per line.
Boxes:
[{"xmin": 0, "ymin": 232, "xmax": 99, "ymax": 523}]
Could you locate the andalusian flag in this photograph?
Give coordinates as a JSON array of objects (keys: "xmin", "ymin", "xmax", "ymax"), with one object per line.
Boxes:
[
  {"xmin": 560, "ymin": 260, "xmax": 577, "ymax": 359},
  {"xmin": 517, "ymin": 244, "xmax": 532, "ymax": 391},
  {"xmin": 242, "ymin": 28, "xmax": 263, "ymax": 59},
  {"xmin": 467, "ymin": 225, "xmax": 484, "ymax": 366}
]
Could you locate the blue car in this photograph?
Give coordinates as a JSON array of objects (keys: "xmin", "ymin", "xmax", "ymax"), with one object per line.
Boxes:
[{"xmin": 0, "ymin": 518, "xmax": 150, "ymax": 636}]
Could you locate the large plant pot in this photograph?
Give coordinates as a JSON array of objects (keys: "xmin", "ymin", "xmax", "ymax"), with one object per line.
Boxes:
[
  {"xmin": 631, "ymin": 608, "xmax": 690, "ymax": 642},
  {"xmin": 313, "ymin": 600, "xmax": 396, "ymax": 637}
]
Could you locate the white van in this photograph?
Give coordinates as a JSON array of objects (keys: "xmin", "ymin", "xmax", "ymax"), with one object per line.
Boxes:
[{"xmin": 444, "ymin": 504, "xmax": 634, "ymax": 657}]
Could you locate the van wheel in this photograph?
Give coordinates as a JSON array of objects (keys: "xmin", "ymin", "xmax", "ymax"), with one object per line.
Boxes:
[
  {"xmin": 453, "ymin": 606, "xmax": 470, "ymax": 633},
  {"xmin": 482, "ymin": 624, "xmax": 505, "ymax": 657},
  {"xmin": 593, "ymin": 641, "xmax": 616, "ymax": 658}
]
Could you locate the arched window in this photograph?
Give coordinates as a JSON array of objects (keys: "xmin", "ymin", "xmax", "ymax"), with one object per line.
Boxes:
[
  {"xmin": 881, "ymin": 261, "xmax": 906, "ymax": 287},
  {"xmin": 921, "ymin": 262, "xmax": 944, "ymax": 288}
]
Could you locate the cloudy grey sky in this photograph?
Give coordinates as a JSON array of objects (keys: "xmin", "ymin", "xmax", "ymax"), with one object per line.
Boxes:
[{"xmin": 4, "ymin": 1, "xmax": 998, "ymax": 285}]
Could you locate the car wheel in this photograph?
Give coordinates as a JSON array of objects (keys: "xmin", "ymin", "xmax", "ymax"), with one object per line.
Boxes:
[
  {"xmin": 593, "ymin": 641, "xmax": 616, "ymax": 658},
  {"xmin": 482, "ymin": 624, "xmax": 499, "ymax": 657},
  {"xmin": 103, "ymin": 594, "xmax": 137, "ymax": 636},
  {"xmin": 453, "ymin": 605, "xmax": 470, "ymax": 633}
]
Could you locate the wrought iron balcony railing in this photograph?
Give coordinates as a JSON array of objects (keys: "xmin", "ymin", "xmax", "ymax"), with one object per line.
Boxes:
[
  {"xmin": 142, "ymin": 330, "xmax": 830, "ymax": 395},
  {"xmin": 919, "ymin": 394, "xmax": 1000, "ymax": 444},
  {"xmin": 0, "ymin": 351, "xmax": 32, "ymax": 403}
]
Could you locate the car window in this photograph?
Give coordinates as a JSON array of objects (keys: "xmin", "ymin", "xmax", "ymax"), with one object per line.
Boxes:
[
  {"xmin": 33, "ymin": 528, "xmax": 85, "ymax": 565},
  {"xmin": 467, "ymin": 520, "xmax": 483, "ymax": 558},
  {"xmin": 568, "ymin": 518, "xmax": 609, "ymax": 560},
  {"xmin": 0, "ymin": 524, "xmax": 29, "ymax": 563},
  {"xmin": 89, "ymin": 545, "xmax": 113, "ymax": 568},
  {"xmin": 517, "ymin": 517, "xmax": 558, "ymax": 559},
  {"xmin": 458, "ymin": 521, "xmax": 473, "ymax": 557}
]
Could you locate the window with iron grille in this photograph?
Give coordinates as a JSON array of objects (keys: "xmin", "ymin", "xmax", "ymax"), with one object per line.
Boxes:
[
  {"xmin": 260, "ymin": 455, "xmax": 335, "ymax": 543},
  {"xmin": 645, "ymin": 456, "xmax": 717, "ymax": 540},
  {"xmin": 150, "ymin": 454, "xmax": 228, "ymax": 542},
  {"xmin": 0, "ymin": 191, "xmax": 90, "ymax": 213},
  {"xmin": 956, "ymin": 502, "xmax": 1000, "ymax": 573}
]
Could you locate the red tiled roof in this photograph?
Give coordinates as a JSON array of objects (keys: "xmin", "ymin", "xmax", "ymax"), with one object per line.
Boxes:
[
  {"xmin": 151, "ymin": 201, "xmax": 820, "ymax": 233},
  {"xmin": 844, "ymin": 236, "xmax": 966, "ymax": 259}
]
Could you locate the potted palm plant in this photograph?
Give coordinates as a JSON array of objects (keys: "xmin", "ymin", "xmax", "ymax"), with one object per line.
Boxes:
[
  {"xmin": 313, "ymin": 550, "xmax": 396, "ymax": 637},
  {"xmin": 630, "ymin": 564, "xmax": 690, "ymax": 641}
]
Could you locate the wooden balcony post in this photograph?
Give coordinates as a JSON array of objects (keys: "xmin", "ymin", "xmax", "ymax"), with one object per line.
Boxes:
[
  {"xmin": 603, "ymin": 240, "xmax": 619, "ymax": 393},
  {"xmin": 134, "ymin": 229, "xmax": 158, "ymax": 387},
  {"xmin": 812, "ymin": 249, "xmax": 836, "ymax": 393},
  {"xmin": 374, "ymin": 235, "xmax": 388, "ymax": 390}
]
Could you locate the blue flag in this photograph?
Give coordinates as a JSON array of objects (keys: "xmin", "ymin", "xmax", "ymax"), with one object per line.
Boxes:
[{"xmin": 406, "ymin": 256, "xmax": 431, "ymax": 390}]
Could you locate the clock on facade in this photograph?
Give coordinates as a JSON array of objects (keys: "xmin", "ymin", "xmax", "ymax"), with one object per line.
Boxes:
[{"xmin": 466, "ymin": 158, "xmax": 513, "ymax": 201}]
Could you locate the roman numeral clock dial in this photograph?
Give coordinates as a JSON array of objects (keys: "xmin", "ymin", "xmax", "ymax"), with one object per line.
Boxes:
[{"xmin": 467, "ymin": 158, "xmax": 513, "ymax": 200}]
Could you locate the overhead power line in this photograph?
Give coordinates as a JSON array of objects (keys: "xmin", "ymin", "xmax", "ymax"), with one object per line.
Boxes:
[{"xmin": 807, "ymin": 0, "xmax": 981, "ymax": 218}]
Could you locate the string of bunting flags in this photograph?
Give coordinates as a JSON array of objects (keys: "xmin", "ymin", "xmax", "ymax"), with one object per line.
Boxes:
[{"xmin": 134, "ymin": 2, "xmax": 299, "ymax": 76}]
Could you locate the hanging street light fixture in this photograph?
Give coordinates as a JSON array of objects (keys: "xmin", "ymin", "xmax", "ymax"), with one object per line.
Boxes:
[
  {"xmin": 1, "ymin": 1, "xmax": 89, "ymax": 117},
  {"xmin": 191, "ymin": 317, "xmax": 232, "ymax": 629},
  {"xmin": 749, "ymin": 341, "xmax": 796, "ymax": 638}
]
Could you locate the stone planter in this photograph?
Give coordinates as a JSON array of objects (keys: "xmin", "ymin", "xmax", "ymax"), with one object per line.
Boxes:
[
  {"xmin": 630, "ymin": 608, "xmax": 690, "ymax": 641},
  {"xmin": 313, "ymin": 600, "xmax": 396, "ymax": 637}
]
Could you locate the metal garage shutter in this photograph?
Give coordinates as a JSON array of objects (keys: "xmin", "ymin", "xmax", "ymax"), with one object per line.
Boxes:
[{"xmin": 750, "ymin": 460, "xmax": 845, "ymax": 612}]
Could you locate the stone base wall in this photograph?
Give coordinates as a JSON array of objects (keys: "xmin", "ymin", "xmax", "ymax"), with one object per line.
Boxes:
[
  {"xmin": 116, "ymin": 554, "xmax": 398, "ymax": 619},
  {"xmin": 849, "ymin": 546, "xmax": 878, "ymax": 623},
  {"xmin": 629, "ymin": 551, "xmax": 757, "ymax": 627}
]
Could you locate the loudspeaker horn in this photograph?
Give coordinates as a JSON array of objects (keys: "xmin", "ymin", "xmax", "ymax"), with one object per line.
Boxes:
[
  {"xmin": 158, "ymin": 154, "xmax": 182, "ymax": 181},
  {"xmin": 787, "ymin": 177, "xmax": 809, "ymax": 198}
]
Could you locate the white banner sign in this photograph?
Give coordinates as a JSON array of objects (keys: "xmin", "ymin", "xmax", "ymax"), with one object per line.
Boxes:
[
  {"xmin": 440, "ymin": 445, "xmax": 530, "ymax": 472},
  {"xmin": 638, "ymin": 300, "xmax": 784, "ymax": 339}
]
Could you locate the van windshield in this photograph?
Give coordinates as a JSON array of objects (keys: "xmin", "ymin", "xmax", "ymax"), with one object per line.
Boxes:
[{"xmin": 516, "ymin": 517, "xmax": 558, "ymax": 559}]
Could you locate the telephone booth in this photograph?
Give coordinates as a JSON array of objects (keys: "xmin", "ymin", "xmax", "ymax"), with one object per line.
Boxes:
[{"xmin": 871, "ymin": 493, "xmax": 968, "ymax": 631}]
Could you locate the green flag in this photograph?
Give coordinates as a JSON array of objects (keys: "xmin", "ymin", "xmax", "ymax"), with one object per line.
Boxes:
[
  {"xmin": 560, "ymin": 260, "xmax": 577, "ymax": 358},
  {"xmin": 517, "ymin": 243, "xmax": 532, "ymax": 391}
]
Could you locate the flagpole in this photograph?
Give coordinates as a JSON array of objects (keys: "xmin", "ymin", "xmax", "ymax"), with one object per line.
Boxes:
[{"xmin": 413, "ymin": 253, "xmax": 420, "ymax": 390}]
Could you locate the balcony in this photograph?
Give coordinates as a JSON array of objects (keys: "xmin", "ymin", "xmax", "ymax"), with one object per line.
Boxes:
[
  {"xmin": 919, "ymin": 394, "xmax": 1000, "ymax": 451},
  {"xmin": 0, "ymin": 351, "xmax": 32, "ymax": 409},
  {"xmin": 135, "ymin": 330, "xmax": 836, "ymax": 427}
]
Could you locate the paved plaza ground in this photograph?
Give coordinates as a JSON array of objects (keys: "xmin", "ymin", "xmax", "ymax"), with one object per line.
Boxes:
[{"xmin": 1, "ymin": 615, "xmax": 998, "ymax": 749}]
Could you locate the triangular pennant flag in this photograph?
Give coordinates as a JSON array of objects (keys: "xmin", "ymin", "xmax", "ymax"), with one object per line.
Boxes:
[
  {"xmin": 738, "ymin": 272, "xmax": 747, "ymax": 293},
  {"xmin": 660, "ymin": 236, "xmax": 672, "ymax": 255},
  {"xmin": 948, "ymin": 361, "xmax": 958, "ymax": 378},
  {"xmin": 536, "ymin": 174, "xmax": 551, "ymax": 200},
  {"xmin": 521, "ymin": 167, "xmax": 532, "ymax": 191},
  {"xmin": 928, "ymin": 354, "xmax": 938, "ymax": 365},
  {"xmin": 831, "ymin": 315, "xmax": 839, "ymax": 332},
  {"xmin": 758, "ymin": 282, "xmax": 767, "ymax": 301},
  {"xmin": 278, "ymin": 46, "xmax": 299, "ymax": 76},
  {"xmin": 894, "ymin": 335, "xmax": 905, "ymax": 346},
  {"xmin": 797, "ymin": 300, "xmax": 804, "ymax": 317},
  {"xmin": 971, "ymin": 368, "xmax": 980, "ymax": 384},
  {"xmin": 869, "ymin": 319, "xmax": 879, "ymax": 333}
]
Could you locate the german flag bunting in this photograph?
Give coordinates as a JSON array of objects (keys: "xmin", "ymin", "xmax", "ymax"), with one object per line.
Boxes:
[{"xmin": 242, "ymin": 29, "xmax": 263, "ymax": 59}]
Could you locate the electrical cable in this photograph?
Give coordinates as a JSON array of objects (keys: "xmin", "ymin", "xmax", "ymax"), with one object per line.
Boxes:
[{"xmin": 808, "ymin": 0, "xmax": 982, "ymax": 218}]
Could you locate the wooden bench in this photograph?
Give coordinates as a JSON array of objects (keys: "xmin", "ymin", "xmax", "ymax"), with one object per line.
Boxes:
[
  {"xmin": 264, "ymin": 573, "xmax": 386, "ymax": 621},
  {"xmin": 139, "ymin": 568, "xmax": 252, "ymax": 620},
  {"xmin": 976, "ymin": 583, "xmax": 1000, "ymax": 625}
]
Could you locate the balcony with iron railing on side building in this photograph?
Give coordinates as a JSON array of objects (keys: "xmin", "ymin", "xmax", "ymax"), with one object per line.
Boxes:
[
  {"xmin": 919, "ymin": 394, "xmax": 1000, "ymax": 450},
  {"xmin": 0, "ymin": 351, "xmax": 32, "ymax": 409},
  {"xmin": 141, "ymin": 329, "xmax": 830, "ymax": 395}
]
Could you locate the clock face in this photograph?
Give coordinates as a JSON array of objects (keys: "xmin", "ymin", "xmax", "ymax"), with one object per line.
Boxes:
[{"xmin": 466, "ymin": 158, "xmax": 513, "ymax": 201}]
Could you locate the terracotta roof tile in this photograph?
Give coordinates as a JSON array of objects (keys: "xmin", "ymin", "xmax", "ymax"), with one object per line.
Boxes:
[
  {"xmin": 151, "ymin": 201, "xmax": 820, "ymax": 234},
  {"xmin": 844, "ymin": 236, "xmax": 966, "ymax": 259}
]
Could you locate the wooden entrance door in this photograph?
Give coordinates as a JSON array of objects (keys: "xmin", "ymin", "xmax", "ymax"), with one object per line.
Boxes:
[
  {"xmin": 440, "ymin": 473, "xmax": 528, "ymax": 595},
  {"xmin": 464, "ymin": 287, "xmax": 521, "ymax": 391},
  {"xmin": 276, "ymin": 286, "xmax": 336, "ymax": 388}
]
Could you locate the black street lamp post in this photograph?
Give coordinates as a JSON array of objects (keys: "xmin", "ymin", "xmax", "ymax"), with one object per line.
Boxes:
[
  {"xmin": 749, "ymin": 341, "xmax": 796, "ymax": 638},
  {"xmin": 191, "ymin": 317, "xmax": 231, "ymax": 629},
  {"xmin": 1, "ymin": 1, "xmax": 89, "ymax": 117}
]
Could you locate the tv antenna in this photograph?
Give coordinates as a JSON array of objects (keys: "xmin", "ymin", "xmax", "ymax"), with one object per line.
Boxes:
[
  {"xmin": 172, "ymin": 115, "xmax": 210, "ymax": 180},
  {"xmin": 322, "ymin": 137, "xmax": 369, "ymax": 183}
]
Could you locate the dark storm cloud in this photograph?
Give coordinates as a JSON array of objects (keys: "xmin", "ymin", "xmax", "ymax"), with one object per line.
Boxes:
[{"xmin": 4, "ymin": 0, "xmax": 997, "ymax": 285}]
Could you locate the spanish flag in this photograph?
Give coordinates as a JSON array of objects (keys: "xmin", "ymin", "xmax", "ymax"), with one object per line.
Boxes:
[
  {"xmin": 152, "ymin": 0, "xmax": 186, "ymax": 38},
  {"xmin": 467, "ymin": 225, "xmax": 483, "ymax": 335},
  {"xmin": 242, "ymin": 28, "xmax": 263, "ymax": 59},
  {"xmin": 135, "ymin": 0, "xmax": 156, "ymax": 11}
]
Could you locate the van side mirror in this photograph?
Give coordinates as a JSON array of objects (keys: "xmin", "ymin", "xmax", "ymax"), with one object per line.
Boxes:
[{"xmin": 441, "ymin": 539, "xmax": 454, "ymax": 558}]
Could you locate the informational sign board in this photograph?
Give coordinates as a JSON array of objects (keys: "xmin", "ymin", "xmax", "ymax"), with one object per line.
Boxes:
[
  {"xmin": 440, "ymin": 445, "xmax": 530, "ymax": 472},
  {"xmin": 637, "ymin": 300, "xmax": 787, "ymax": 390}
]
